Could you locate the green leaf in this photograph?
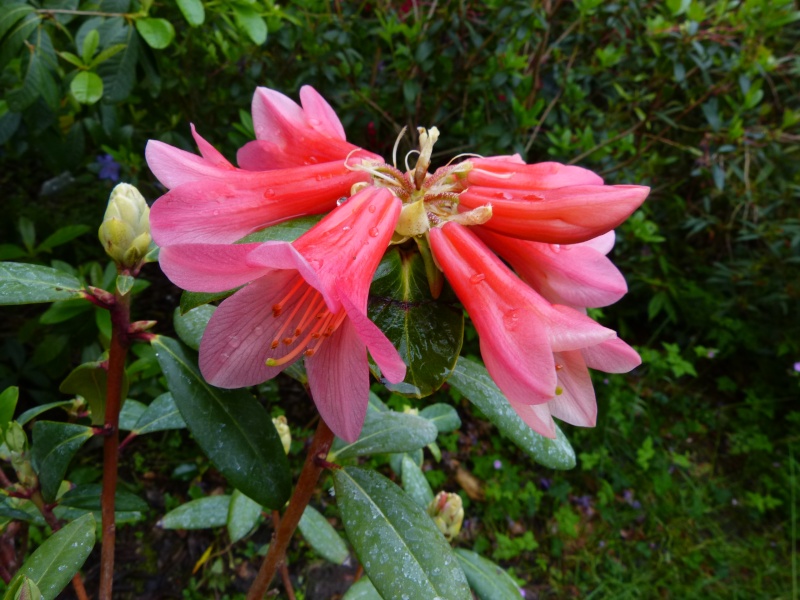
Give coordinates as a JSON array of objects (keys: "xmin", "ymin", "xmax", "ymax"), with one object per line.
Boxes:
[
  {"xmin": 176, "ymin": 0, "xmax": 205, "ymax": 26},
  {"xmin": 173, "ymin": 305, "xmax": 215, "ymax": 350},
  {"xmin": 31, "ymin": 422, "xmax": 93, "ymax": 502},
  {"xmin": 59, "ymin": 484, "xmax": 148, "ymax": 512},
  {"xmin": 36, "ymin": 225, "xmax": 90, "ymax": 254},
  {"xmin": 95, "ymin": 20, "xmax": 138, "ymax": 103},
  {"xmin": 8, "ymin": 513, "xmax": 95, "ymax": 600},
  {"xmin": 298, "ymin": 505, "xmax": 349, "ymax": 564},
  {"xmin": 227, "ymin": 489, "xmax": 262, "ymax": 543},
  {"xmin": 401, "ymin": 454, "xmax": 434, "ymax": 508},
  {"xmin": 159, "ymin": 495, "xmax": 231, "ymax": 529},
  {"xmin": 152, "ymin": 336, "xmax": 290, "ymax": 509},
  {"xmin": 233, "ymin": 4, "xmax": 267, "ymax": 45},
  {"xmin": 116, "ymin": 274, "xmax": 134, "ymax": 295},
  {"xmin": 0, "ymin": 244, "xmax": 26, "ymax": 261},
  {"xmin": 420, "ymin": 403, "xmax": 461, "ymax": 432},
  {"xmin": 0, "ymin": 263, "xmax": 83, "ymax": 305},
  {"xmin": 135, "ymin": 17, "xmax": 175, "ymax": 50},
  {"xmin": 39, "ymin": 298, "xmax": 92, "ymax": 325},
  {"xmin": 70, "ymin": 71, "xmax": 104, "ymax": 104},
  {"xmin": 16, "ymin": 402, "xmax": 72, "ymax": 427},
  {"xmin": 0, "ymin": 498, "xmax": 39, "ymax": 524},
  {"xmin": 179, "ymin": 289, "xmax": 237, "ymax": 315},
  {"xmin": 0, "ymin": 386, "xmax": 19, "ymax": 436},
  {"xmin": 0, "ymin": 3, "xmax": 34, "ymax": 42},
  {"xmin": 342, "ymin": 577, "xmax": 382, "ymax": 600},
  {"xmin": 328, "ymin": 410, "xmax": 438, "ymax": 461},
  {"xmin": 18, "ymin": 218, "xmax": 35, "ymax": 252},
  {"xmin": 454, "ymin": 549, "xmax": 523, "ymax": 600},
  {"xmin": 237, "ymin": 215, "xmax": 323, "ymax": 243},
  {"xmin": 88, "ymin": 43, "xmax": 127, "ymax": 68},
  {"xmin": 81, "ymin": 29, "xmax": 99, "ymax": 63},
  {"xmin": 0, "ymin": 12, "xmax": 38, "ymax": 71},
  {"xmin": 12, "ymin": 577, "xmax": 43, "ymax": 600},
  {"xmin": 368, "ymin": 248, "xmax": 463, "ymax": 398},
  {"xmin": 333, "ymin": 466, "xmax": 471, "ymax": 600},
  {"xmin": 131, "ymin": 393, "xmax": 186, "ymax": 434},
  {"xmin": 59, "ymin": 359, "xmax": 129, "ymax": 425},
  {"xmin": 58, "ymin": 51, "xmax": 84, "ymax": 68},
  {"xmin": 118, "ymin": 400, "xmax": 146, "ymax": 431},
  {"xmin": 448, "ymin": 357, "xmax": 576, "ymax": 470}
]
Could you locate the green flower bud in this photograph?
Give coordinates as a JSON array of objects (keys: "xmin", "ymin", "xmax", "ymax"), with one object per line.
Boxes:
[
  {"xmin": 427, "ymin": 491, "xmax": 464, "ymax": 542},
  {"xmin": 272, "ymin": 415, "xmax": 291, "ymax": 455},
  {"xmin": 99, "ymin": 183, "xmax": 151, "ymax": 269}
]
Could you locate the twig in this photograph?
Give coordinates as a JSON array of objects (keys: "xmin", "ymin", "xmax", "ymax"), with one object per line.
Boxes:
[
  {"xmin": 99, "ymin": 291, "xmax": 131, "ymax": 600},
  {"xmin": 246, "ymin": 419, "xmax": 335, "ymax": 600},
  {"xmin": 271, "ymin": 511, "xmax": 297, "ymax": 600}
]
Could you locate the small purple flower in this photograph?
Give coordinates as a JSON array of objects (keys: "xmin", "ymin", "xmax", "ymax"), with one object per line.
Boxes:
[
  {"xmin": 598, "ymin": 540, "xmax": 606, "ymax": 548},
  {"xmin": 493, "ymin": 459, "xmax": 502, "ymax": 470},
  {"xmin": 519, "ymin": 589, "xmax": 527, "ymax": 598},
  {"xmin": 539, "ymin": 477, "xmax": 552, "ymax": 490},
  {"xmin": 794, "ymin": 362, "xmax": 800, "ymax": 373},
  {"xmin": 97, "ymin": 154, "xmax": 120, "ymax": 182},
  {"xmin": 707, "ymin": 349, "xmax": 716, "ymax": 358}
]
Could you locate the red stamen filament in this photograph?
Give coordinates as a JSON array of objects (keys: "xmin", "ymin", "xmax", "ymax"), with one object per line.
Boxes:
[{"xmin": 272, "ymin": 278, "xmax": 306, "ymax": 317}]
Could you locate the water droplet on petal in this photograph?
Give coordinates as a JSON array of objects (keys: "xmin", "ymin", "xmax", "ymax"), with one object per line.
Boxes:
[
  {"xmin": 503, "ymin": 309, "xmax": 521, "ymax": 330},
  {"xmin": 550, "ymin": 244, "xmax": 561, "ymax": 253},
  {"xmin": 228, "ymin": 337, "xmax": 240, "ymax": 348},
  {"xmin": 369, "ymin": 227, "xmax": 379, "ymax": 237},
  {"xmin": 255, "ymin": 326, "xmax": 264, "ymax": 335},
  {"xmin": 212, "ymin": 210, "xmax": 219, "ymax": 216},
  {"xmin": 368, "ymin": 204, "xmax": 376, "ymax": 213},
  {"xmin": 469, "ymin": 273, "xmax": 485, "ymax": 284},
  {"xmin": 342, "ymin": 225, "xmax": 351, "ymax": 232},
  {"xmin": 308, "ymin": 118, "xmax": 321, "ymax": 126},
  {"xmin": 336, "ymin": 196, "xmax": 348, "ymax": 206},
  {"xmin": 264, "ymin": 188, "xmax": 275, "ymax": 198}
]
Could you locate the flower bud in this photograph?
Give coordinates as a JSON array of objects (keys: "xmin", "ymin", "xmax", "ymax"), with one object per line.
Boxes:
[
  {"xmin": 427, "ymin": 491, "xmax": 464, "ymax": 541},
  {"xmin": 272, "ymin": 415, "xmax": 291, "ymax": 455},
  {"xmin": 98, "ymin": 183, "xmax": 151, "ymax": 269},
  {"xmin": 5, "ymin": 422, "xmax": 37, "ymax": 489}
]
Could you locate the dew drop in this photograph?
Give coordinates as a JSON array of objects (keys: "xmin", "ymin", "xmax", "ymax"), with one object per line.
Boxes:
[
  {"xmin": 306, "ymin": 156, "xmax": 319, "ymax": 164},
  {"xmin": 503, "ymin": 309, "xmax": 521, "ymax": 330},
  {"xmin": 228, "ymin": 337, "xmax": 240, "ymax": 348},
  {"xmin": 523, "ymin": 193, "xmax": 543, "ymax": 201},
  {"xmin": 212, "ymin": 210, "xmax": 219, "ymax": 216},
  {"xmin": 263, "ymin": 188, "xmax": 275, "ymax": 198},
  {"xmin": 469, "ymin": 273, "xmax": 485, "ymax": 284},
  {"xmin": 369, "ymin": 227, "xmax": 379, "ymax": 237},
  {"xmin": 255, "ymin": 326, "xmax": 264, "ymax": 335},
  {"xmin": 342, "ymin": 225, "xmax": 351, "ymax": 232},
  {"xmin": 308, "ymin": 118, "xmax": 321, "ymax": 126},
  {"xmin": 368, "ymin": 204, "xmax": 376, "ymax": 213},
  {"xmin": 309, "ymin": 259, "xmax": 324, "ymax": 269},
  {"xmin": 336, "ymin": 196, "xmax": 348, "ymax": 206},
  {"xmin": 550, "ymin": 244, "xmax": 561, "ymax": 253}
]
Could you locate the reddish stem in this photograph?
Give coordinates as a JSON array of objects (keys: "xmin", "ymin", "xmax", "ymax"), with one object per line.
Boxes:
[
  {"xmin": 271, "ymin": 511, "xmax": 297, "ymax": 600},
  {"xmin": 246, "ymin": 419, "xmax": 335, "ymax": 600},
  {"xmin": 98, "ymin": 291, "xmax": 131, "ymax": 600}
]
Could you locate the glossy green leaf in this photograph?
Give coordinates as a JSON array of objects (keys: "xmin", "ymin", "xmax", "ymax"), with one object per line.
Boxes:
[
  {"xmin": 95, "ymin": 19, "xmax": 138, "ymax": 103},
  {"xmin": 31, "ymin": 422, "xmax": 93, "ymax": 502},
  {"xmin": 59, "ymin": 358, "xmax": 129, "ymax": 425},
  {"xmin": 39, "ymin": 298, "xmax": 91, "ymax": 325},
  {"xmin": 135, "ymin": 17, "xmax": 175, "ymax": 50},
  {"xmin": 401, "ymin": 454, "xmax": 433, "ymax": 508},
  {"xmin": 0, "ymin": 3, "xmax": 34, "ymax": 43},
  {"xmin": 0, "ymin": 386, "xmax": 19, "ymax": 436},
  {"xmin": 132, "ymin": 393, "xmax": 186, "ymax": 434},
  {"xmin": 0, "ymin": 497, "xmax": 35, "ymax": 523},
  {"xmin": 11, "ymin": 576, "xmax": 43, "ymax": 600},
  {"xmin": 16, "ymin": 402, "xmax": 72, "ymax": 427},
  {"xmin": 454, "ymin": 549, "xmax": 523, "ymax": 600},
  {"xmin": 420, "ymin": 403, "xmax": 461, "ymax": 432},
  {"xmin": 298, "ymin": 505, "xmax": 349, "ymax": 565},
  {"xmin": 233, "ymin": 4, "xmax": 267, "ymax": 45},
  {"xmin": 328, "ymin": 410, "xmax": 438, "ymax": 461},
  {"xmin": 179, "ymin": 289, "xmax": 237, "ymax": 315},
  {"xmin": 118, "ymin": 399, "xmax": 146, "ymax": 431},
  {"xmin": 333, "ymin": 466, "xmax": 471, "ymax": 600},
  {"xmin": 342, "ymin": 577, "xmax": 383, "ymax": 600},
  {"xmin": 70, "ymin": 71, "xmax": 104, "ymax": 104},
  {"xmin": 36, "ymin": 225, "xmax": 90, "ymax": 253},
  {"xmin": 237, "ymin": 215, "xmax": 323, "ymax": 243},
  {"xmin": 9, "ymin": 513, "xmax": 95, "ymax": 600},
  {"xmin": 173, "ymin": 305, "xmax": 215, "ymax": 350},
  {"xmin": 0, "ymin": 263, "xmax": 83, "ymax": 305},
  {"xmin": 389, "ymin": 449, "xmax": 422, "ymax": 477},
  {"xmin": 449, "ymin": 357, "xmax": 576, "ymax": 470},
  {"xmin": 116, "ymin": 274, "xmax": 134, "ymax": 296},
  {"xmin": 227, "ymin": 490, "xmax": 262, "ymax": 543},
  {"xmin": 81, "ymin": 29, "xmax": 99, "ymax": 63},
  {"xmin": 176, "ymin": 0, "xmax": 205, "ymax": 26},
  {"xmin": 59, "ymin": 484, "xmax": 148, "ymax": 512},
  {"xmin": 159, "ymin": 495, "xmax": 231, "ymax": 530},
  {"xmin": 152, "ymin": 336, "xmax": 290, "ymax": 508},
  {"xmin": 368, "ymin": 247, "xmax": 463, "ymax": 398},
  {"xmin": 0, "ymin": 12, "xmax": 38, "ymax": 71}
]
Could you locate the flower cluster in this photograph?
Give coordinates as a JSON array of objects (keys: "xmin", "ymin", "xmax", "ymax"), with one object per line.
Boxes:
[{"xmin": 146, "ymin": 86, "xmax": 648, "ymax": 441}]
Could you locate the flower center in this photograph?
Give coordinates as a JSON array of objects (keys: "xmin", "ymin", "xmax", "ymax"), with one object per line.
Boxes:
[
  {"xmin": 265, "ymin": 278, "xmax": 347, "ymax": 367},
  {"xmin": 346, "ymin": 127, "xmax": 492, "ymax": 240}
]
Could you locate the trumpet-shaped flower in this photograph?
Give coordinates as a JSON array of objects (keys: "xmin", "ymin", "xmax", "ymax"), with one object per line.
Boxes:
[{"xmin": 157, "ymin": 187, "xmax": 406, "ymax": 442}]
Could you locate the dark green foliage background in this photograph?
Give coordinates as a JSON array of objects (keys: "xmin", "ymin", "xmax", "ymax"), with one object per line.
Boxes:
[{"xmin": 2, "ymin": 0, "xmax": 798, "ymax": 597}]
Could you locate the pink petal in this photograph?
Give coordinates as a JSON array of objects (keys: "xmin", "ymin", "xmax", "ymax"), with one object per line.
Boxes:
[
  {"xmin": 252, "ymin": 87, "xmax": 306, "ymax": 145},
  {"xmin": 150, "ymin": 164, "xmax": 367, "ymax": 246},
  {"xmin": 578, "ymin": 231, "xmax": 616, "ymax": 255},
  {"xmin": 339, "ymin": 294, "xmax": 406, "ymax": 384},
  {"xmin": 508, "ymin": 402, "xmax": 557, "ymax": 439},
  {"xmin": 468, "ymin": 159, "xmax": 604, "ymax": 189},
  {"xmin": 199, "ymin": 274, "xmax": 300, "ymax": 387},
  {"xmin": 547, "ymin": 305, "xmax": 615, "ymax": 352},
  {"xmin": 581, "ymin": 337, "xmax": 641, "ymax": 373},
  {"xmin": 306, "ymin": 318, "xmax": 370, "ymax": 442},
  {"xmin": 459, "ymin": 184, "xmax": 650, "ymax": 244},
  {"xmin": 476, "ymin": 229, "xmax": 628, "ymax": 307},
  {"xmin": 549, "ymin": 351, "xmax": 596, "ymax": 427},
  {"xmin": 146, "ymin": 140, "xmax": 230, "ymax": 189},
  {"xmin": 300, "ymin": 85, "xmax": 346, "ymax": 140},
  {"xmin": 158, "ymin": 243, "xmax": 275, "ymax": 292},
  {"xmin": 237, "ymin": 139, "xmax": 379, "ymax": 171},
  {"xmin": 191, "ymin": 125, "xmax": 235, "ymax": 169}
]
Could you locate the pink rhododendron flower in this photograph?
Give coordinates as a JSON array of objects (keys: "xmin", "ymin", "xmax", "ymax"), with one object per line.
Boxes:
[{"xmin": 157, "ymin": 187, "xmax": 406, "ymax": 441}]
